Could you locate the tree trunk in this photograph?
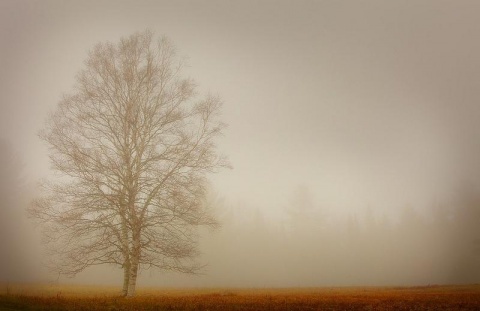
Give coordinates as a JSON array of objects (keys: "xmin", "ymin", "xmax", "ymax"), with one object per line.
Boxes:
[
  {"xmin": 120, "ymin": 213, "xmax": 130, "ymax": 297},
  {"xmin": 126, "ymin": 259, "xmax": 139, "ymax": 297},
  {"xmin": 126, "ymin": 233, "xmax": 140, "ymax": 297},
  {"xmin": 122, "ymin": 260, "xmax": 130, "ymax": 297}
]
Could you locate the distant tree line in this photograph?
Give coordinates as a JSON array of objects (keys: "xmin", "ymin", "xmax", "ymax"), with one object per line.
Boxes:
[{"xmin": 199, "ymin": 185, "xmax": 480, "ymax": 286}]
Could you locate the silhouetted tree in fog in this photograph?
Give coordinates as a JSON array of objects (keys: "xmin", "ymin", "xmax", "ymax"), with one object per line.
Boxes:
[
  {"xmin": 284, "ymin": 186, "xmax": 327, "ymax": 283},
  {"xmin": 29, "ymin": 31, "xmax": 229, "ymax": 297},
  {"xmin": 445, "ymin": 183, "xmax": 480, "ymax": 282},
  {"xmin": 286, "ymin": 185, "xmax": 322, "ymax": 236},
  {"xmin": 0, "ymin": 139, "xmax": 30, "ymax": 282}
]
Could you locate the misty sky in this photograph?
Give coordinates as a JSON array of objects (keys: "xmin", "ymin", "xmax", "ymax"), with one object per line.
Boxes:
[{"xmin": 2, "ymin": 0, "xmax": 480, "ymax": 285}]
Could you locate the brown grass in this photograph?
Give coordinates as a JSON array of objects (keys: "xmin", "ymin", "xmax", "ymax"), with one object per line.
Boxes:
[{"xmin": 1, "ymin": 284, "xmax": 480, "ymax": 310}]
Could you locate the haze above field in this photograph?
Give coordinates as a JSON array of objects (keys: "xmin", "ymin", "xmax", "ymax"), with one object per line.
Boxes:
[{"xmin": 1, "ymin": 0, "xmax": 480, "ymax": 287}]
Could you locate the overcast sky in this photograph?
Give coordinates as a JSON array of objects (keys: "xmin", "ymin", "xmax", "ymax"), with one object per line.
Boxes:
[{"xmin": 2, "ymin": 0, "xmax": 480, "ymax": 221}]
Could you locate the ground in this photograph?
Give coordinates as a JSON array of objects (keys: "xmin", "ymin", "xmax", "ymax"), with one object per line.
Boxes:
[{"xmin": 1, "ymin": 284, "xmax": 480, "ymax": 310}]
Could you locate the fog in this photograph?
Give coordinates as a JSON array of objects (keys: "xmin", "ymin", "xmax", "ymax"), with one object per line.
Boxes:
[{"xmin": 1, "ymin": 0, "xmax": 480, "ymax": 287}]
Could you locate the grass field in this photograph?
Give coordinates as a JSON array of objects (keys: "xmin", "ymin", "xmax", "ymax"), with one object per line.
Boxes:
[{"xmin": 1, "ymin": 284, "xmax": 480, "ymax": 310}]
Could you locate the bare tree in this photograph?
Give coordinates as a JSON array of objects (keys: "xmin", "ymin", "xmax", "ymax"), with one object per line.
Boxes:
[{"xmin": 29, "ymin": 30, "xmax": 229, "ymax": 297}]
